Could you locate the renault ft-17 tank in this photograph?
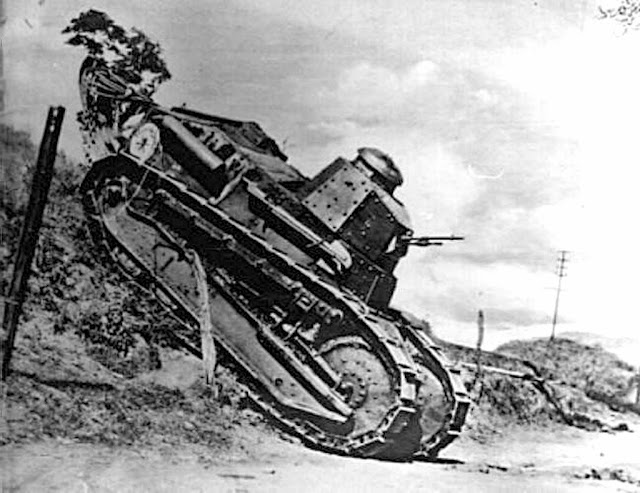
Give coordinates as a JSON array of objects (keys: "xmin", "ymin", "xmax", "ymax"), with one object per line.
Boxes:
[{"xmin": 77, "ymin": 57, "xmax": 469, "ymax": 461}]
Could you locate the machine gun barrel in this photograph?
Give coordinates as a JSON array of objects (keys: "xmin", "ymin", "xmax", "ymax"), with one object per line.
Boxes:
[{"xmin": 406, "ymin": 235, "xmax": 464, "ymax": 247}]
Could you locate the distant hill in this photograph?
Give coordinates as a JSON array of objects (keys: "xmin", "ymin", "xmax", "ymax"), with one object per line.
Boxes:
[
  {"xmin": 497, "ymin": 337, "xmax": 637, "ymax": 413},
  {"xmin": 557, "ymin": 331, "xmax": 640, "ymax": 368}
]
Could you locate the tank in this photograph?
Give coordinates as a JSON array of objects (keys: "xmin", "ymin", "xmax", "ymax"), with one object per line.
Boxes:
[{"xmin": 77, "ymin": 57, "xmax": 469, "ymax": 460}]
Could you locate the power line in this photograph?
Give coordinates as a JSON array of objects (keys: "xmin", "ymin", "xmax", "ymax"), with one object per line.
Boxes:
[{"xmin": 550, "ymin": 250, "xmax": 569, "ymax": 341}]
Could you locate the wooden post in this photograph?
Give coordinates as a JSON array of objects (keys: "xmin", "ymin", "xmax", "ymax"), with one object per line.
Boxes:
[
  {"xmin": 1, "ymin": 106, "xmax": 65, "ymax": 380},
  {"xmin": 635, "ymin": 367, "xmax": 640, "ymax": 409},
  {"xmin": 471, "ymin": 310, "xmax": 485, "ymax": 399},
  {"xmin": 476, "ymin": 310, "xmax": 485, "ymax": 357}
]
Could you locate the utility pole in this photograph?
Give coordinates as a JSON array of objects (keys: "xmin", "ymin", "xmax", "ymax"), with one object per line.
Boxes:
[{"xmin": 549, "ymin": 250, "xmax": 569, "ymax": 341}]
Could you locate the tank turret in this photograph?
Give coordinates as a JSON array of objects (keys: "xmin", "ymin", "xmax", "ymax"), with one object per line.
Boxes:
[{"xmin": 300, "ymin": 149, "xmax": 412, "ymax": 308}]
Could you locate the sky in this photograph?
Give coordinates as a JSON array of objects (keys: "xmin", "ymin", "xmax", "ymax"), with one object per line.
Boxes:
[{"xmin": 3, "ymin": 0, "xmax": 640, "ymax": 360}]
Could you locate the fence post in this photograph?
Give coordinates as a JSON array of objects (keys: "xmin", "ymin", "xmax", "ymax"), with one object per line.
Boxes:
[{"xmin": 1, "ymin": 106, "xmax": 65, "ymax": 380}]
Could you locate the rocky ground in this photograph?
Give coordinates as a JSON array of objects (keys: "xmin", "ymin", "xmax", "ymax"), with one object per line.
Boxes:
[{"xmin": 2, "ymin": 398, "xmax": 640, "ymax": 493}]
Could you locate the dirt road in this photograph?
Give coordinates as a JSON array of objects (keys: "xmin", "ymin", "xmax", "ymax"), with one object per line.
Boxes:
[{"xmin": 2, "ymin": 422, "xmax": 639, "ymax": 492}]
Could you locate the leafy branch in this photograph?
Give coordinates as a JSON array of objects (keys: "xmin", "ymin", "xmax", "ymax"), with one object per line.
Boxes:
[{"xmin": 62, "ymin": 9, "xmax": 171, "ymax": 96}]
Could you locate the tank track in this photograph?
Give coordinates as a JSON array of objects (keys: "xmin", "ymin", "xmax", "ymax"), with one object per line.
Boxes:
[{"xmin": 80, "ymin": 156, "xmax": 469, "ymax": 460}]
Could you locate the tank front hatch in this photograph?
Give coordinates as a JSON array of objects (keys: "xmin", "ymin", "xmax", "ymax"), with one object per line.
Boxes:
[{"xmin": 301, "ymin": 150, "xmax": 412, "ymax": 309}]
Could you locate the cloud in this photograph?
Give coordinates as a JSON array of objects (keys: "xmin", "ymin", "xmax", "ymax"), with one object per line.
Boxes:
[
  {"xmin": 233, "ymin": 0, "xmax": 586, "ymax": 68},
  {"xmin": 319, "ymin": 60, "xmax": 440, "ymax": 122}
]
